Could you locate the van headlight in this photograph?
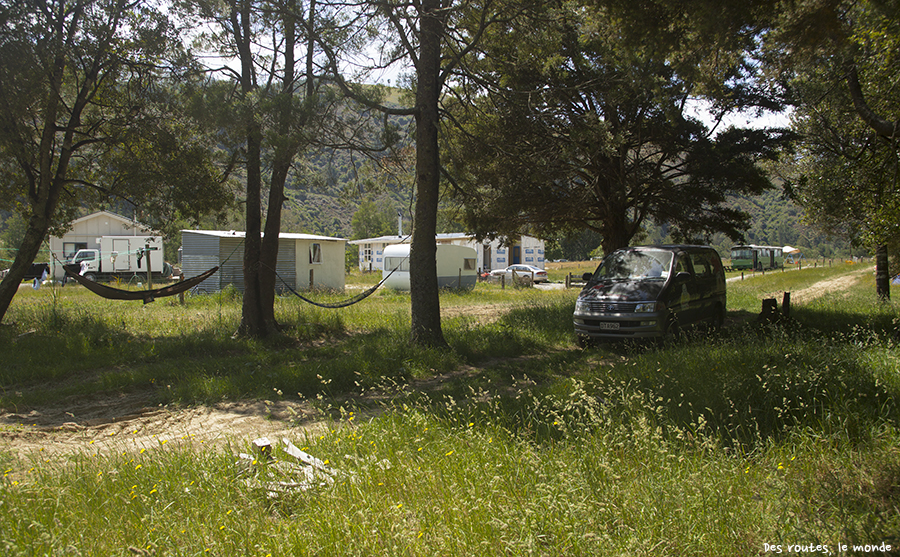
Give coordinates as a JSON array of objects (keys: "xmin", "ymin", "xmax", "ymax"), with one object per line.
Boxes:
[
  {"xmin": 575, "ymin": 299, "xmax": 590, "ymax": 313},
  {"xmin": 634, "ymin": 302, "xmax": 657, "ymax": 313}
]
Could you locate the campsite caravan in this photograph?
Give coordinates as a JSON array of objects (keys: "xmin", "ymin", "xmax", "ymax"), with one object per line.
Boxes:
[{"xmin": 382, "ymin": 244, "xmax": 477, "ymax": 291}]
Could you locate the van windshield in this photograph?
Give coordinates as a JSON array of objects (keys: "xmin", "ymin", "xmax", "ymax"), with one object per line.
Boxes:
[{"xmin": 593, "ymin": 249, "xmax": 673, "ymax": 281}]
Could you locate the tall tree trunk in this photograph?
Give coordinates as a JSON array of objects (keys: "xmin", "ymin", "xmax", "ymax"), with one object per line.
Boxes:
[
  {"xmin": 875, "ymin": 243, "xmax": 890, "ymax": 301},
  {"xmin": 0, "ymin": 39, "xmax": 84, "ymax": 323},
  {"xmin": 409, "ymin": 0, "xmax": 447, "ymax": 348},
  {"xmin": 239, "ymin": 121, "xmax": 272, "ymax": 336},
  {"xmin": 600, "ymin": 205, "xmax": 631, "ymax": 256},
  {"xmin": 233, "ymin": 0, "xmax": 276, "ymax": 337},
  {"xmin": 0, "ymin": 215, "xmax": 53, "ymax": 322},
  {"xmin": 255, "ymin": 0, "xmax": 301, "ymax": 337}
]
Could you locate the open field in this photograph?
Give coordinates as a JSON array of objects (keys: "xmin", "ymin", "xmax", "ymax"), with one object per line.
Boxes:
[{"xmin": 1, "ymin": 262, "xmax": 899, "ymax": 556}]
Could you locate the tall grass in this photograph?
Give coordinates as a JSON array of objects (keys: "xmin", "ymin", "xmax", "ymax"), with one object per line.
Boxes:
[{"xmin": 2, "ymin": 263, "xmax": 899, "ymax": 555}]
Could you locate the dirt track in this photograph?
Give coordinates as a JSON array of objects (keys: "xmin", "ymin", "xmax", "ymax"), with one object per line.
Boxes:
[
  {"xmin": 0, "ymin": 395, "xmax": 326, "ymax": 460},
  {"xmin": 787, "ymin": 266, "xmax": 871, "ymax": 303}
]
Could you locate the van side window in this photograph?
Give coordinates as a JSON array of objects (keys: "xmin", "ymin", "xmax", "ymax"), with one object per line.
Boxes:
[
  {"xmin": 674, "ymin": 255, "xmax": 690, "ymax": 275},
  {"xmin": 690, "ymin": 252, "xmax": 713, "ymax": 277}
]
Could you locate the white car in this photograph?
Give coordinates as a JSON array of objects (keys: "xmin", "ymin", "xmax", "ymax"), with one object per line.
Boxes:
[{"xmin": 489, "ymin": 264, "xmax": 548, "ymax": 283}]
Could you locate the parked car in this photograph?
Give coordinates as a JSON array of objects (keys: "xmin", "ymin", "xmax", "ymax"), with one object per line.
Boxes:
[
  {"xmin": 489, "ymin": 264, "xmax": 549, "ymax": 283},
  {"xmin": 573, "ymin": 245, "xmax": 726, "ymax": 344}
]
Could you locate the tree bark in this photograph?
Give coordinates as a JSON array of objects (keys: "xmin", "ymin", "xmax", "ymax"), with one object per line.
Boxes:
[
  {"xmin": 875, "ymin": 243, "xmax": 890, "ymax": 301},
  {"xmin": 239, "ymin": 120, "xmax": 273, "ymax": 336},
  {"xmin": 255, "ymin": 0, "xmax": 301, "ymax": 338},
  {"xmin": 409, "ymin": 0, "xmax": 448, "ymax": 348},
  {"xmin": 232, "ymin": 0, "xmax": 277, "ymax": 337}
]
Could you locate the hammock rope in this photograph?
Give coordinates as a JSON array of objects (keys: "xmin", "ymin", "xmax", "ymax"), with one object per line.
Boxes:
[{"xmin": 267, "ymin": 259, "xmax": 405, "ymax": 309}]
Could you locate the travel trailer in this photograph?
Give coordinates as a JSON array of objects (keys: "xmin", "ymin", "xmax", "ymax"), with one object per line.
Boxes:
[{"xmin": 382, "ymin": 244, "xmax": 478, "ymax": 291}]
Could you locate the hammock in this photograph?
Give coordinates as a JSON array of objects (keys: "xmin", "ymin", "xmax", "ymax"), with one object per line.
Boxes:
[
  {"xmin": 281, "ymin": 277, "xmax": 385, "ymax": 309},
  {"xmin": 63, "ymin": 266, "xmax": 220, "ymax": 304},
  {"xmin": 272, "ymin": 261, "xmax": 404, "ymax": 309}
]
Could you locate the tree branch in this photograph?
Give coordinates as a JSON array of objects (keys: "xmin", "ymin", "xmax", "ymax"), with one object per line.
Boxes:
[{"xmin": 845, "ymin": 63, "xmax": 899, "ymax": 139}]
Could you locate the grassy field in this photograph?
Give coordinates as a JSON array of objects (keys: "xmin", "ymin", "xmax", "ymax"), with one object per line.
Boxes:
[{"xmin": 1, "ymin": 262, "xmax": 898, "ymax": 556}]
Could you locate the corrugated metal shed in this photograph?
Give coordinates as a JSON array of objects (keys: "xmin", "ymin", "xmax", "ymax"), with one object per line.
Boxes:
[
  {"xmin": 180, "ymin": 230, "xmax": 342, "ymax": 293},
  {"xmin": 181, "ymin": 230, "xmax": 222, "ymax": 292}
]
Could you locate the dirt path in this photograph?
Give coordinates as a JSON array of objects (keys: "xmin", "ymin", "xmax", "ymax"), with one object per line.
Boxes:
[
  {"xmin": 0, "ymin": 395, "xmax": 327, "ymax": 460},
  {"xmin": 776, "ymin": 265, "xmax": 871, "ymax": 304}
]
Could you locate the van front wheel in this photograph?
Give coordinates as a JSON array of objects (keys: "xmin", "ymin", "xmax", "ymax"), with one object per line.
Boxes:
[{"xmin": 660, "ymin": 316, "xmax": 681, "ymax": 346}]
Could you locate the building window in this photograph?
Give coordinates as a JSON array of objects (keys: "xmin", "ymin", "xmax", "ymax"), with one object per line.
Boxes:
[
  {"xmin": 310, "ymin": 243, "xmax": 322, "ymax": 264},
  {"xmin": 363, "ymin": 243, "xmax": 372, "ymax": 262},
  {"xmin": 63, "ymin": 242, "xmax": 87, "ymax": 261}
]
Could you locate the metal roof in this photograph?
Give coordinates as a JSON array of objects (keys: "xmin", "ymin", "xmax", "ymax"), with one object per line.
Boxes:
[
  {"xmin": 348, "ymin": 235, "xmax": 410, "ymax": 245},
  {"xmin": 181, "ymin": 229, "xmax": 346, "ymax": 242}
]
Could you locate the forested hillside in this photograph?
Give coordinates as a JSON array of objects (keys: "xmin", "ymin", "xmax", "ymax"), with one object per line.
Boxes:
[
  {"xmin": 0, "ymin": 95, "xmax": 855, "ymax": 263},
  {"xmin": 242, "ymin": 156, "xmax": 857, "ymax": 260},
  {"xmin": 721, "ymin": 190, "xmax": 854, "ymax": 258},
  {"xmin": 706, "ymin": 189, "xmax": 856, "ymax": 260},
  {"xmin": 0, "ymin": 168, "xmax": 857, "ymax": 264}
]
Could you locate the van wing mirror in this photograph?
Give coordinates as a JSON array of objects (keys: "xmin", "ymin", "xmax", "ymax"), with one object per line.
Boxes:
[
  {"xmin": 674, "ymin": 271, "xmax": 691, "ymax": 284},
  {"xmin": 582, "ymin": 272, "xmax": 593, "ymax": 282}
]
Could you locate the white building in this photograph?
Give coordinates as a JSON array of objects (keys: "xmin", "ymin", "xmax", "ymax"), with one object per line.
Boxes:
[
  {"xmin": 181, "ymin": 229, "xmax": 347, "ymax": 293},
  {"xmin": 48, "ymin": 211, "xmax": 158, "ymax": 281},
  {"xmin": 349, "ymin": 233, "xmax": 545, "ymax": 273}
]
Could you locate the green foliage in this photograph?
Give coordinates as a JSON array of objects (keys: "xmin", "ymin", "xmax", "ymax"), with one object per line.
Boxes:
[
  {"xmin": 351, "ymin": 198, "xmax": 398, "ymax": 240},
  {"xmin": 770, "ymin": 0, "xmax": 900, "ymax": 250},
  {"xmin": 445, "ymin": 0, "xmax": 793, "ymax": 255}
]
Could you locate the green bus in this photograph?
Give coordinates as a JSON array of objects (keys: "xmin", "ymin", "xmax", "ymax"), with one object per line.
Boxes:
[{"xmin": 730, "ymin": 245, "xmax": 784, "ymax": 271}]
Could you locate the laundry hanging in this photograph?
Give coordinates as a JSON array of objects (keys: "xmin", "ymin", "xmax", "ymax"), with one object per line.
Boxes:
[{"xmin": 63, "ymin": 266, "xmax": 220, "ymax": 304}]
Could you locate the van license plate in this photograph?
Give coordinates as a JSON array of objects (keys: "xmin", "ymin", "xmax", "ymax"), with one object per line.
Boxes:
[{"xmin": 598, "ymin": 322, "xmax": 619, "ymax": 330}]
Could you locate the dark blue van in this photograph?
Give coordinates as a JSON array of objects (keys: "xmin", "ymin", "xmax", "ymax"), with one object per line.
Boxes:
[{"xmin": 573, "ymin": 245, "xmax": 726, "ymax": 344}]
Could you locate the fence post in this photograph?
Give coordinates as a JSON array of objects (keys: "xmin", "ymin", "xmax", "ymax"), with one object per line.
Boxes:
[{"xmin": 145, "ymin": 243, "xmax": 152, "ymax": 290}]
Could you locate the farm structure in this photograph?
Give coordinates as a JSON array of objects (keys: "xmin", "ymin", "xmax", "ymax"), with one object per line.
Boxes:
[
  {"xmin": 381, "ymin": 243, "xmax": 478, "ymax": 291},
  {"xmin": 181, "ymin": 230, "xmax": 346, "ymax": 293},
  {"xmin": 350, "ymin": 233, "xmax": 544, "ymax": 274},
  {"xmin": 730, "ymin": 245, "xmax": 785, "ymax": 271},
  {"xmin": 49, "ymin": 211, "xmax": 159, "ymax": 281}
]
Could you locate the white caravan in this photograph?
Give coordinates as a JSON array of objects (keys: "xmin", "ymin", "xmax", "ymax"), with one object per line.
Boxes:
[{"xmin": 382, "ymin": 244, "xmax": 477, "ymax": 291}]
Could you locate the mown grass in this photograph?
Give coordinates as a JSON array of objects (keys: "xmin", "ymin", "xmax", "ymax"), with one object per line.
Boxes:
[{"xmin": 2, "ymin": 262, "xmax": 899, "ymax": 555}]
